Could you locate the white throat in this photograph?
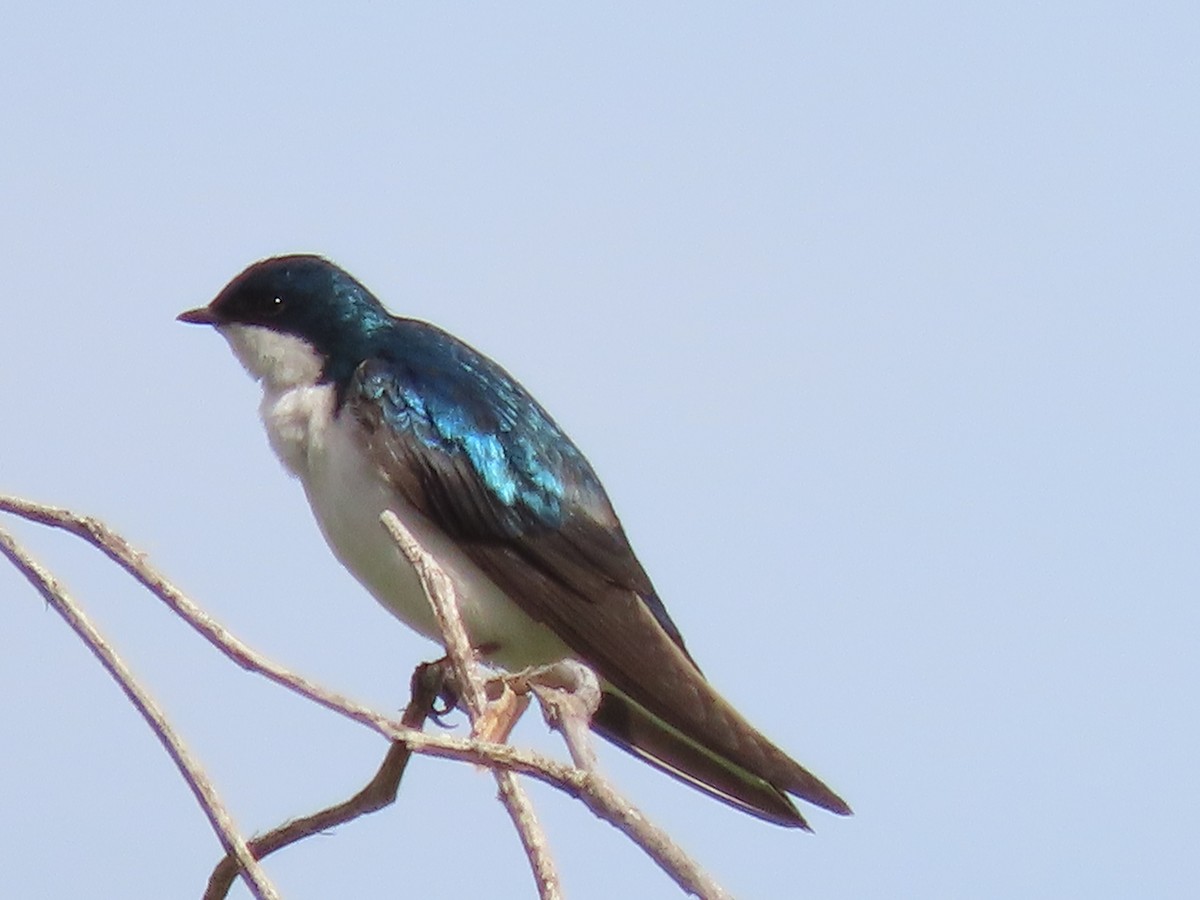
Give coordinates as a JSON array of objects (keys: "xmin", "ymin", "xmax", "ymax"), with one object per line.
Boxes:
[
  {"xmin": 217, "ymin": 323, "xmax": 325, "ymax": 392},
  {"xmin": 215, "ymin": 322, "xmax": 332, "ymax": 476}
]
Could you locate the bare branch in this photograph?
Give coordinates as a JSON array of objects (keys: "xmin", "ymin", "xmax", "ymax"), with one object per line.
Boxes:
[
  {"xmin": 0, "ymin": 524, "xmax": 280, "ymax": 900},
  {"xmin": 1, "ymin": 495, "xmax": 733, "ymax": 900},
  {"xmin": 518, "ymin": 661, "xmax": 603, "ymax": 773}
]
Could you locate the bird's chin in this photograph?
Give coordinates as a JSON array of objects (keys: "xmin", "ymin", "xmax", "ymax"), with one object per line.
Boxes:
[{"xmin": 218, "ymin": 323, "xmax": 325, "ymax": 390}]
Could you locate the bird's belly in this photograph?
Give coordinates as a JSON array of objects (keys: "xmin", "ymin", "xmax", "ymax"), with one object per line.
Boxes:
[{"xmin": 295, "ymin": 408, "xmax": 571, "ymax": 670}]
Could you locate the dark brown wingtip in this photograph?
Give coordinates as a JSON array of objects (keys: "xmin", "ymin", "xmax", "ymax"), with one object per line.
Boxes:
[
  {"xmin": 825, "ymin": 794, "xmax": 854, "ymax": 817},
  {"xmin": 783, "ymin": 766, "xmax": 853, "ymax": 817},
  {"xmin": 593, "ymin": 691, "xmax": 819, "ymax": 828},
  {"xmin": 177, "ymin": 306, "xmax": 218, "ymax": 325}
]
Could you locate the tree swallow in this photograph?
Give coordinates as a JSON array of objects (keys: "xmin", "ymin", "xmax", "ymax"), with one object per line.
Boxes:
[{"xmin": 179, "ymin": 254, "xmax": 850, "ymax": 828}]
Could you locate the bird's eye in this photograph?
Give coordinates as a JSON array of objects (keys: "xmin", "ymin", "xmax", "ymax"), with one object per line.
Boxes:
[{"xmin": 263, "ymin": 295, "xmax": 286, "ymax": 316}]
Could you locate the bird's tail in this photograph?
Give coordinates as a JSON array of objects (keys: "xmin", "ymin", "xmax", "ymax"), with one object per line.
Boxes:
[{"xmin": 591, "ymin": 687, "xmax": 851, "ymax": 829}]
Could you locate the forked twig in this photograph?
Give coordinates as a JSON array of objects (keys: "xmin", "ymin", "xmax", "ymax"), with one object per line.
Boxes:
[{"xmin": 1, "ymin": 495, "xmax": 732, "ymax": 900}]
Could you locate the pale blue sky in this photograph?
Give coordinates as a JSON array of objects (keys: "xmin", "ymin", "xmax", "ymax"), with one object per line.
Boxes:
[{"xmin": 2, "ymin": 3, "xmax": 1197, "ymax": 898}]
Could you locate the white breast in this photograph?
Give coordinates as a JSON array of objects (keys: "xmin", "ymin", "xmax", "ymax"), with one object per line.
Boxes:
[{"xmin": 217, "ymin": 323, "xmax": 570, "ymax": 668}]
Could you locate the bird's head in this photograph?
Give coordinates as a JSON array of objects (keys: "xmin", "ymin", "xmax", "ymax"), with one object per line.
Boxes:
[{"xmin": 179, "ymin": 254, "xmax": 393, "ymax": 390}]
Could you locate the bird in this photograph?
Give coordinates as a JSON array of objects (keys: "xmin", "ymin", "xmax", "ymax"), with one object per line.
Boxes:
[{"xmin": 178, "ymin": 254, "xmax": 850, "ymax": 828}]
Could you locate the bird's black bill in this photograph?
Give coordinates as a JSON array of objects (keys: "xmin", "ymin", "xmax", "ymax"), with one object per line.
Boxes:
[{"xmin": 177, "ymin": 306, "xmax": 218, "ymax": 325}]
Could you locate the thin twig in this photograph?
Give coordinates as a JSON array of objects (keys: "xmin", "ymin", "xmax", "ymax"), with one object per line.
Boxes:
[
  {"xmin": 522, "ymin": 661, "xmax": 603, "ymax": 773},
  {"xmin": 1, "ymin": 495, "xmax": 733, "ymax": 899},
  {"xmin": 0, "ymin": 525, "xmax": 281, "ymax": 900},
  {"xmin": 381, "ymin": 510, "xmax": 563, "ymax": 900},
  {"xmin": 204, "ymin": 662, "xmax": 447, "ymax": 900}
]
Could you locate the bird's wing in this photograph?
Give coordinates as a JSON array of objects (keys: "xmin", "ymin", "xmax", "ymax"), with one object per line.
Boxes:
[
  {"xmin": 343, "ymin": 329, "xmax": 849, "ymax": 820},
  {"xmin": 345, "ymin": 343, "xmax": 692, "ymax": 666}
]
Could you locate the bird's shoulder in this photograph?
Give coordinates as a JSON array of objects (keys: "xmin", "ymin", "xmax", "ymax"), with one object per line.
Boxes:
[{"xmin": 343, "ymin": 318, "xmax": 610, "ymax": 537}]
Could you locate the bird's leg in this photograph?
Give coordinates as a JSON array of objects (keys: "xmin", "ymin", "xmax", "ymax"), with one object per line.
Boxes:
[
  {"xmin": 426, "ymin": 655, "xmax": 465, "ymax": 726},
  {"xmin": 430, "ymin": 651, "xmax": 604, "ymax": 774},
  {"xmin": 421, "ymin": 648, "xmax": 530, "ymax": 741}
]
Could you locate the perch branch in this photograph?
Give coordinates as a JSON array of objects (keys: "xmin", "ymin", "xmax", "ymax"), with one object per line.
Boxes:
[{"xmin": 1, "ymin": 495, "xmax": 732, "ymax": 900}]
